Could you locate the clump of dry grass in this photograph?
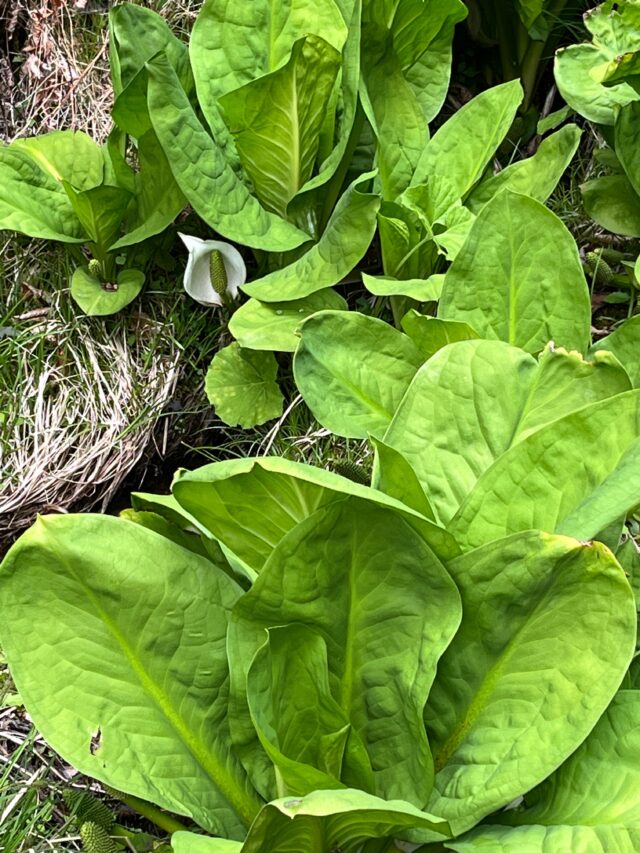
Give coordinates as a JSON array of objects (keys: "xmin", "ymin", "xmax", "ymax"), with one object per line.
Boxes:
[
  {"xmin": 0, "ymin": 314, "xmax": 180, "ymax": 548},
  {"xmin": 0, "ymin": 0, "xmax": 201, "ymax": 144},
  {"xmin": 0, "ymin": 236, "xmax": 182, "ymax": 552}
]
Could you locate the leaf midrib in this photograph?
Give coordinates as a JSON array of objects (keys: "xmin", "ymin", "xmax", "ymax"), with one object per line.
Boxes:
[{"xmin": 56, "ymin": 537, "xmax": 260, "ymax": 829}]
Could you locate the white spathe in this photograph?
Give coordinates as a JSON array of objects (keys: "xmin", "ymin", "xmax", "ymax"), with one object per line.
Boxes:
[{"xmin": 178, "ymin": 233, "xmax": 246, "ymax": 307}]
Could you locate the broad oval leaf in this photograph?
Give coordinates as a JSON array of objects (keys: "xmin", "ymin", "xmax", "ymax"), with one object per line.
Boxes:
[
  {"xmin": 10, "ymin": 130, "xmax": 104, "ymax": 191},
  {"xmin": 450, "ymin": 388, "xmax": 640, "ymax": 550},
  {"xmin": 360, "ymin": 21, "xmax": 429, "ymax": 200},
  {"xmin": 0, "ymin": 515, "xmax": 262, "ymax": 839},
  {"xmin": 426, "ymin": 531, "xmax": 636, "ymax": 834},
  {"xmin": 231, "ymin": 498, "xmax": 462, "ymax": 806},
  {"xmin": 109, "ymin": 3, "xmax": 190, "ymax": 96},
  {"xmin": 439, "ymin": 191, "xmax": 591, "ymax": 354},
  {"xmin": 411, "ymin": 80, "xmax": 523, "ymax": 192},
  {"xmin": 384, "ymin": 340, "xmax": 631, "ymax": 525},
  {"xmin": 205, "ymin": 344, "xmax": 284, "ymax": 429},
  {"xmin": 581, "ymin": 174, "xmax": 640, "ymax": 238},
  {"xmin": 388, "ymin": 0, "xmax": 467, "ymax": 123},
  {"xmin": 172, "ymin": 455, "xmax": 458, "ymax": 572},
  {"xmin": 228, "ymin": 290, "xmax": 347, "ymax": 352},
  {"xmin": 189, "ymin": 0, "xmax": 348, "ymax": 144},
  {"xmin": 554, "ymin": 1, "xmax": 640, "ymax": 125},
  {"xmin": 293, "ymin": 310, "xmax": 424, "ymax": 438},
  {"xmin": 466, "ymin": 124, "xmax": 581, "ymax": 213}
]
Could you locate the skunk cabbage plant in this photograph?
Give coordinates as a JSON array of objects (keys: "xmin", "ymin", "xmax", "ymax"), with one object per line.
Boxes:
[{"xmin": 0, "ymin": 445, "xmax": 637, "ymax": 850}]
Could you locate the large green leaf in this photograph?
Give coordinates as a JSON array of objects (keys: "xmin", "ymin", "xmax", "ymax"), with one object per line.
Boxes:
[
  {"xmin": 108, "ymin": 4, "xmax": 190, "ymax": 96},
  {"xmin": 426, "ymin": 531, "xmax": 636, "ymax": 835},
  {"xmin": 439, "ymin": 191, "xmax": 591, "ymax": 354},
  {"xmin": 384, "ymin": 340, "xmax": 630, "ymax": 525},
  {"xmin": 189, "ymin": 0, "xmax": 347, "ymax": 147},
  {"xmin": 10, "ymin": 131, "xmax": 104, "ymax": 191},
  {"xmin": 411, "ymin": 80, "xmax": 523, "ymax": 192},
  {"xmin": 591, "ymin": 315, "xmax": 640, "ymax": 387},
  {"xmin": 581, "ymin": 173, "xmax": 640, "ymax": 238},
  {"xmin": 205, "ymin": 344, "xmax": 284, "ymax": 429},
  {"xmin": 232, "ymin": 499, "xmax": 461, "ymax": 806},
  {"xmin": 0, "ymin": 515, "xmax": 262, "ymax": 839},
  {"xmin": 218, "ymin": 36, "xmax": 341, "ymax": 218},
  {"xmin": 172, "ymin": 456, "xmax": 458, "ymax": 573},
  {"xmin": 146, "ymin": 54, "xmax": 310, "ymax": 253},
  {"xmin": 450, "ymin": 389, "xmax": 640, "ymax": 550},
  {"xmin": 466, "ymin": 124, "xmax": 581, "ymax": 213},
  {"xmin": 294, "ymin": 310, "xmax": 424, "ymax": 438},
  {"xmin": 241, "ymin": 172, "xmax": 380, "ymax": 301},
  {"xmin": 112, "ymin": 129, "xmax": 186, "ymax": 249},
  {"xmin": 289, "ymin": 0, "xmax": 363, "ymax": 226},
  {"xmin": 246, "ymin": 624, "xmax": 374, "ymax": 795},
  {"xmin": 173, "ymin": 789, "xmax": 449, "ymax": 853},
  {"xmin": 360, "ymin": 22, "xmax": 428, "ymax": 200},
  {"xmin": 446, "ymin": 691, "xmax": 640, "ymax": 850},
  {"xmin": 228, "ymin": 290, "xmax": 347, "ymax": 352},
  {"xmin": 388, "ymin": 0, "xmax": 467, "ymax": 123},
  {"xmin": 0, "ymin": 147, "xmax": 86, "ymax": 242},
  {"xmin": 554, "ymin": 1, "xmax": 640, "ymax": 125},
  {"xmin": 109, "ymin": 4, "xmax": 194, "ymax": 140}
]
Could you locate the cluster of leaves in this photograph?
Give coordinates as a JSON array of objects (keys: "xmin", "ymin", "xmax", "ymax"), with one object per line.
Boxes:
[
  {"xmin": 4, "ymin": 2, "xmax": 640, "ymax": 850},
  {"xmin": 555, "ymin": 1, "xmax": 640, "ymax": 243},
  {"xmin": 3, "ymin": 199, "xmax": 640, "ymax": 849}
]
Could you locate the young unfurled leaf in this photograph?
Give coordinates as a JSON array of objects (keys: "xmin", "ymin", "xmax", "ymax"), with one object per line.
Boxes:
[
  {"xmin": 218, "ymin": 36, "xmax": 341, "ymax": 218},
  {"xmin": 230, "ymin": 498, "xmax": 461, "ymax": 806}
]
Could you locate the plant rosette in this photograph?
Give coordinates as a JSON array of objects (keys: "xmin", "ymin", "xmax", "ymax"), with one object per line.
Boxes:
[
  {"xmin": 178, "ymin": 233, "xmax": 246, "ymax": 307},
  {"xmin": 70, "ymin": 265, "xmax": 145, "ymax": 317}
]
